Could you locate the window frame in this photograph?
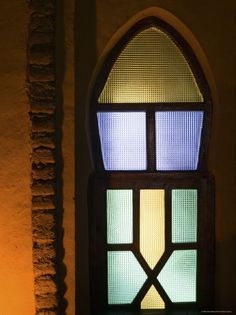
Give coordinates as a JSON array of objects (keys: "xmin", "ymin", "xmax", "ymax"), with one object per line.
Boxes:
[{"xmin": 89, "ymin": 16, "xmax": 214, "ymax": 314}]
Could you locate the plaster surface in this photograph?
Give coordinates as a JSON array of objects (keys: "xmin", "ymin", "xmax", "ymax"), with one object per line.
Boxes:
[{"xmin": 0, "ymin": 1, "xmax": 35, "ymax": 314}]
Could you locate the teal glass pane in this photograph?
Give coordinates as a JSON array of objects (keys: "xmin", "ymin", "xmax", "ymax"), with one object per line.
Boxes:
[
  {"xmin": 172, "ymin": 189, "xmax": 197, "ymax": 243},
  {"xmin": 157, "ymin": 250, "xmax": 197, "ymax": 302},
  {"xmin": 108, "ymin": 251, "xmax": 147, "ymax": 304},
  {"xmin": 97, "ymin": 112, "xmax": 147, "ymax": 170},
  {"xmin": 155, "ymin": 111, "xmax": 203, "ymax": 170},
  {"xmin": 107, "ymin": 190, "xmax": 133, "ymax": 244}
]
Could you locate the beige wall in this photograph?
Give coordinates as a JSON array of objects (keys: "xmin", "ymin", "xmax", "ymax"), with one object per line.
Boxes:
[{"xmin": 0, "ymin": 1, "xmax": 35, "ymax": 314}]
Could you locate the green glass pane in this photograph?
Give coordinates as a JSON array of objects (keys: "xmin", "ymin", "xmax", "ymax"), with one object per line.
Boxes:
[
  {"xmin": 107, "ymin": 190, "xmax": 133, "ymax": 244},
  {"xmin": 172, "ymin": 189, "xmax": 197, "ymax": 243},
  {"xmin": 108, "ymin": 251, "xmax": 147, "ymax": 304},
  {"xmin": 157, "ymin": 250, "xmax": 197, "ymax": 302}
]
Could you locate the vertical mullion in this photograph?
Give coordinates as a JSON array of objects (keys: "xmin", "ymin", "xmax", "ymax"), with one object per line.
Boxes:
[
  {"xmin": 165, "ymin": 186, "xmax": 172, "ymax": 249},
  {"xmin": 147, "ymin": 110, "xmax": 156, "ymax": 171},
  {"xmin": 133, "ymin": 188, "xmax": 140, "ymax": 251}
]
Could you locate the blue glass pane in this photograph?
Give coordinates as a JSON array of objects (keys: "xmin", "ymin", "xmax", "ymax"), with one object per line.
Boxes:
[
  {"xmin": 157, "ymin": 250, "xmax": 197, "ymax": 302},
  {"xmin": 155, "ymin": 111, "xmax": 203, "ymax": 170},
  {"xmin": 97, "ymin": 112, "xmax": 147, "ymax": 170},
  {"xmin": 108, "ymin": 251, "xmax": 147, "ymax": 304},
  {"xmin": 107, "ymin": 190, "xmax": 133, "ymax": 244}
]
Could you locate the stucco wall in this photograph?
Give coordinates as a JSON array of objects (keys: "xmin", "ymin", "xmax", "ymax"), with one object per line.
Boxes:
[{"xmin": 0, "ymin": 1, "xmax": 35, "ymax": 314}]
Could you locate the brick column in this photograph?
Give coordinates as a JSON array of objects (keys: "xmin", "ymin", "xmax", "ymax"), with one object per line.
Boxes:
[{"xmin": 27, "ymin": 1, "xmax": 59, "ymax": 314}]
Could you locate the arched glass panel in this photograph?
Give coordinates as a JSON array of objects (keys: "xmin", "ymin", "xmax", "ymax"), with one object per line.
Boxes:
[{"xmin": 98, "ymin": 27, "xmax": 203, "ymax": 103}]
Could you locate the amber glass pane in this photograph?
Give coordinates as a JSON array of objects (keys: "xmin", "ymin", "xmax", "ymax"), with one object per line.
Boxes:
[
  {"xmin": 99, "ymin": 27, "xmax": 203, "ymax": 103},
  {"xmin": 141, "ymin": 285, "xmax": 165, "ymax": 309},
  {"xmin": 140, "ymin": 190, "xmax": 165, "ymax": 269}
]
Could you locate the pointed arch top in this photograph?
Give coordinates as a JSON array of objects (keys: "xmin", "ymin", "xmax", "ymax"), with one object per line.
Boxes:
[{"xmin": 98, "ymin": 23, "xmax": 204, "ymax": 103}]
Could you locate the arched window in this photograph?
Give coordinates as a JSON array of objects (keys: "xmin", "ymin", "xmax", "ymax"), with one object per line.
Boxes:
[{"xmin": 89, "ymin": 17, "xmax": 214, "ymax": 314}]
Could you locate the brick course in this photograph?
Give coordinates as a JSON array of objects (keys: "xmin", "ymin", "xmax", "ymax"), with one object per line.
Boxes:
[{"xmin": 27, "ymin": 0, "xmax": 58, "ymax": 314}]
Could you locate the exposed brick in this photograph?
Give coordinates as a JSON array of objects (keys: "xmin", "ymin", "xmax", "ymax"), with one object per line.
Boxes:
[
  {"xmin": 32, "ymin": 165, "xmax": 55, "ymax": 180},
  {"xmin": 30, "ymin": 0, "xmax": 55, "ymax": 15},
  {"xmin": 33, "ymin": 242, "xmax": 56, "ymax": 265},
  {"xmin": 32, "ymin": 147, "xmax": 55, "ymax": 164},
  {"xmin": 32, "ymin": 195, "xmax": 55, "ymax": 210},
  {"xmin": 35, "ymin": 294, "xmax": 58, "ymax": 310},
  {"xmin": 32, "ymin": 117, "xmax": 55, "ymax": 133},
  {"xmin": 34, "ymin": 262, "xmax": 57, "ymax": 277},
  {"xmin": 29, "ymin": 32, "xmax": 54, "ymax": 47},
  {"xmin": 35, "ymin": 275, "xmax": 57, "ymax": 295},
  {"xmin": 36, "ymin": 310, "xmax": 57, "ymax": 315},
  {"xmin": 32, "ymin": 183, "xmax": 55, "ymax": 196},
  {"xmin": 31, "ymin": 101, "xmax": 55, "ymax": 114},
  {"xmin": 29, "ymin": 64, "xmax": 55, "ymax": 82},
  {"xmin": 32, "ymin": 133, "xmax": 55, "ymax": 149},
  {"xmin": 29, "ymin": 45, "xmax": 54, "ymax": 65},
  {"xmin": 29, "ymin": 82, "xmax": 55, "ymax": 99},
  {"xmin": 30, "ymin": 15, "xmax": 54, "ymax": 33},
  {"xmin": 32, "ymin": 211, "xmax": 56, "ymax": 241}
]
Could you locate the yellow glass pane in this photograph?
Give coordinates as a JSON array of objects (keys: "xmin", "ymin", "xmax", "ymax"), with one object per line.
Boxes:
[
  {"xmin": 98, "ymin": 27, "xmax": 203, "ymax": 103},
  {"xmin": 141, "ymin": 285, "xmax": 165, "ymax": 309},
  {"xmin": 140, "ymin": 190, "xmax": 165, "ymax": 269}
]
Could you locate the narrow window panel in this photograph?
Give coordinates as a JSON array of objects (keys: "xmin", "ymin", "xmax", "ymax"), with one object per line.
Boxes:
[
  {"xmin": 108, "ymin": 251, "xmax": 147, "ymax": 304},
  {"xmin": 140, "ymin": 190, "xmax": 165, "ymax": 269},
  {"xmin": 155, "ymin": 111, "xmax": 203, "ymax": 170},
  {"xmin": 141, "ymin": 285, "xmax": 165, "ymax": 309},
  {"xmin": 157, "ymin": 250, "xmax": 197, "ymax": 302},
  {"xmin": 172, "ymin": 189, "xmax": 197, "ymax": 243},
  {"xmin": 107, "ymin": 190, "xmax": 133, "ymax": 244},
  {"xmin": 98, "ymin": 27, "xmax": 203, "ymax": 103},
  {"xmin": 97, "ymin": 112, "xmax": 147, "ymax": 170}
]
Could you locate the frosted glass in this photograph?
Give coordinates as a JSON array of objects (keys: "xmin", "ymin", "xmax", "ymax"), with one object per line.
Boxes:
[
  {"xmin": 98, "ymin": 27, "xmax": 203, "ymax": 103},
  {"xmin": 141, "ymin": 285, "xmax": 165, "ymax": 309},
  {"xmin": 172, "ymin": 190, "xmax": 197, "ymax": 243},
  {"xmin": 140, "ymin": 190, "xmax": 165, "ymax": 269},
  {"xmin": 97, "ymin": 112, "xmax": 147, "ymax": 170},
  {"xmin": 107, "ymin": 190, "xmax": 133, "ymax": 244},
  {"xmin": 155, "ymin": 111, "xmax": 203, "ymax": 170},
  {"xmin": 157, "ymin": 250, "xmax": 197, "ymax": 302},
  {"xmin": 108, "ymin": 251, "xmax": 147, "ymax": 304}
]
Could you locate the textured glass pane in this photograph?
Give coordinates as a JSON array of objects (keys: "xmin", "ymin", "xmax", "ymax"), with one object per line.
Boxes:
[
  {"xmin": 108, "ymin": 251, "xmax": 147, "ymax": 304},
  {"xmin": 99, "ymin": 27, "xmax": 203, "ymax": 103},
  {"xmin": 97, "ymin": 112, "xmax": 146, "ymax": 170},
  {"xmin": 157, "ymin": 250, "xmax": 197, "ymax": 302},
  {"xmin": 155, "ymin": 111, "xmax": 203, "ymax": 170},
  {"xmin": 172, "ymin": 190, "xmax": 197, "ymax": 243},
  {"xmin": 107, "ymin": 190, "xmax": 133, "ymax": 244},
  {"xmin": 140, "ymin": 190, "xmax": 165, "ymax": 269},
  {"xmin": 141, "ymin": 285, "xmax": 165, "ymax": 309}
]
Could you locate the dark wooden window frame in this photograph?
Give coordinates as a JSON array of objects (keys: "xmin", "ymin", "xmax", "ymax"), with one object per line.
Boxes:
[{"xmin": 89, "ymin": 16, "xmax": 214, "ymax": 315}]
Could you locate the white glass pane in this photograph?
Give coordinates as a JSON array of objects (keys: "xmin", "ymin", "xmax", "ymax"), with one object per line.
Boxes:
[
  {"xmin": 155, "ymin": 111, "xmax": 203, "ymax": 170},
  {"xmin": 97, "ymin": 112, "xmax": 147, "ymax": 170}
]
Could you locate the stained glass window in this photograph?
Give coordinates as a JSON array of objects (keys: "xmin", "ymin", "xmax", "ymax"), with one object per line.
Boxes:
[
  {"xmin": 140, "ymin": 190, "xmax": 165, "ymax": 269},
  {"xmin": 157, "ymin": 250, "xmax": 197, "ymax": 302},
  {"xmin": 141, "ymin": 285, "xmax": 165, "ymax": 309},
  {"xmin": 98, "ymin": 27, "xmax": 203, "ymax": 103},
  {"xmin": 107, "ymin": 190, "xmax": 133, "ymax": 244},
  {"xmin": 172, "ymin": 189, "xmax": 198, "ymax": 243},
  {"xmin": 107, "ymin": 251, "xmax": 147, "ymax": 304},
  {"xmin": 155, "ymin": 111, "xmax": 203, "ymax": 170},
  {"xmin": 97, "ymin": 112, "xmax": 147, "ymax": 170}
]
